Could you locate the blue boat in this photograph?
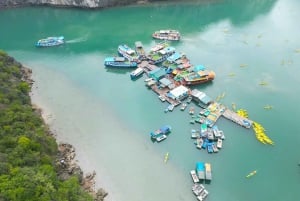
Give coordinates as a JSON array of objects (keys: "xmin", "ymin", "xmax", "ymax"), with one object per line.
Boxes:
[
  {"xmin": 35, "ymin": 36, "xmax": 64, "ymax": 47},
  {"xmin": 196, "ymin": 162, "xmax": 205, "ymax": 180},
  {"xmin": 150, "ymin": 125, "xmax": 172, "ymax": 139},
  {"xmin": 104, "ymin": 57, "xmax": 137, "ymax": 68},
  {"xmin": 118, "ymin": 44, "xmax": 139, "ymax": 62}
]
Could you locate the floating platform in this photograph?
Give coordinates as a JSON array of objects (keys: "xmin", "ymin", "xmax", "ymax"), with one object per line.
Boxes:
[{"xmin": 222, "ymin": 108, "xmax": 253, "ymax": 128}]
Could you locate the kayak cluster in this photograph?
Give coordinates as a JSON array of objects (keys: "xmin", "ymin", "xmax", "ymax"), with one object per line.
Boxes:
[
  {"xmin": 236, "ymin": 109, "xmax": 248, "ymax": 118},
  {"xmin": 236, "ymin": 109, "xmax": 274, "ymax": 145},
  {"xmin": 253, "ymin": 122, "xmax": 274, "ymax": 145}
]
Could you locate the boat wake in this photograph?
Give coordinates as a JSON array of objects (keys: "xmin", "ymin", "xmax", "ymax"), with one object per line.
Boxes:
[{"xmin": 65, "ymin": 35, "xmax": 88, "ymax": 44}]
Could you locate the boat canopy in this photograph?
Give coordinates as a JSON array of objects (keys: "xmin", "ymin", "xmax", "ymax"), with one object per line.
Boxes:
[
  {"xmin": 194, "ymin": 65, "xmax": 206, "ymax": 72},
  {"xmin": 160, "ymin": 125, "xmax": 171, "ymax": 133},
  {"xmin": 196, "ymin": 162, "xmax": 205, "ymax": 171}
]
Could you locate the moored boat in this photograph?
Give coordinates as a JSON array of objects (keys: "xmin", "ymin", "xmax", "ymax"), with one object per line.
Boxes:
[
  {"xmin": 217, "ymin": 138, "xmax": 223, "ymax": 149},
  {"xmin": 156, "ymin": 134, "xmax": 167, "ymax": 142},
  {"xmin": 152, "ymin": 30, "xmax": 181, "ymax": 41},
  {"xmin": 204, "ymin": 163, "xmax": 212, "ymax": 181},
  {"xmin": 104, "ymin": 57, "xmax": 137, "ymax": 68},
  {"xmin": 150, "ymin": 125, "xmax": 172, "ymax": 139},
  {"xmin": 130, "ymin": 67, "xmax": 144, "ymax": 79},
  {"xmin": 35, "ymin": 36, "xmax": 64, "ymax": 47},
  {"xmin": 180, "ymin": 103, "xmax": 187, "ymax": 111},
  {"xmin": 181, "ymin": 70, "xmax": 215, "ymax": 86},
  {"xmin": 190, "ymin": 170, "xmax": 200, "ymax": 183},
  {"xmin": 148, "ymin": 46, "xmax": 176, "ymax": 64},
  {"xmin": 192, "ymin": 184, "xmax": 205, "ymax": 196},
  {"xmin": 197, "ymin": 189, "xmax": 209, "ymax": 201},
  {"xmin": 135, "ymin": 41, "xmax": 146, "ymax": 60},
  {"xmin": 118, "ymin": 44, "xmax": 139, "ymax": 62},
  {"xmin": 196, "ymin": 162, "xmax": 205, "ymax": 180}
]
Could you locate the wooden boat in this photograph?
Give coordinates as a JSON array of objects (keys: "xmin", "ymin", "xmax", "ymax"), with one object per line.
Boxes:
[
  {"xmin": 263, "ymin": 105, "xmax": 273, "ymax": 110},
  {"xmin": 246, "ymin": 170, "xmax": 257, "ymax": 178},
  {"xmin": 190, "ymin": 170, "xmax": 200, "ymax": 183},
  {"xmin": 35, "ymin": 36, "xmax": 64, "ymax": 47},
  {"xmin": 152, "ymin": 30, "xmax": 181, "ymax": 41},
  {"xmin": 181, "ymin": 70, "xmax": 215, "ymax": 86}
]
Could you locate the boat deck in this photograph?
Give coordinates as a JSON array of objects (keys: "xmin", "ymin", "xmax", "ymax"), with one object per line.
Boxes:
[{"xmin": 222, "ymin": 108, "xmax": 253, "ymax": 128}]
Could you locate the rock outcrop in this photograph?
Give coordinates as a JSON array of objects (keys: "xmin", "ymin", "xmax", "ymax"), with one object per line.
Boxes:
[
  {"xmin": 56, "ymin": 143, "xmax": 108, "ymax": 201},
  {"xmin": 0, "ymin": 0, "xmax": 145, "ymax": 9}
]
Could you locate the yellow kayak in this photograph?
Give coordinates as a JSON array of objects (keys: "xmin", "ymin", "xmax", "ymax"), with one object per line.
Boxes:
[
  {"xmin": 246, "ymin": 170, "xmax": 257, "ymax": 178},
  {"xmin": 164, "ymin": 152, "xmax": 169, "ymax": 163}
]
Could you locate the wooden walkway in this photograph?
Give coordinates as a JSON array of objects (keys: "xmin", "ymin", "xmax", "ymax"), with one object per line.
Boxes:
[{"xmin": 222, "ymin": 109, "xmax": 253, "ymax": 128}]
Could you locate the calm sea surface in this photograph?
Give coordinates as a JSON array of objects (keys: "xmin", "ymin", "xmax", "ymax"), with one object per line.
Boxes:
[{"xmin": 1, "ymin": 1, "xmax": 300, "ymax": 200}]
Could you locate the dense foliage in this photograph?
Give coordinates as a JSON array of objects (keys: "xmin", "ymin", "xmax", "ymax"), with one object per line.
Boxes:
[{"xmin": 0, "ymin": 50, "xmax": 93, "ymax": 201}]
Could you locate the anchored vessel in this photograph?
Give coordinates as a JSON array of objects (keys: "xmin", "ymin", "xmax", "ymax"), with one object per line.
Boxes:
[
  {"xmin": 104, "ymin": 57, "xmax": 137, "ymax": 68},
  {"xmin": 152, "ymin": 30, "xmax": 181, "ymax": 41},
  {"xmin": 35, "ymin": 36, "xmax": 64, "ymax": 47}
]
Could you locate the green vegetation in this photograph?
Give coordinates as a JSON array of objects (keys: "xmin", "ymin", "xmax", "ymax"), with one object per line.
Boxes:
[{"xmin": 0, "ymin": 51, "xmax": 93, "ymax": 201}]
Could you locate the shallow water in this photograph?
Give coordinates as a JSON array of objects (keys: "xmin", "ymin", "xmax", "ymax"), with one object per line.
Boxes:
[{"xmin": 1, "ymin": 0, "xmax": 300, "ymax": 200}]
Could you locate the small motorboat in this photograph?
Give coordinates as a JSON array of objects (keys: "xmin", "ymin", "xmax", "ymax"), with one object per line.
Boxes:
[{"xmin": 246, "ymin": 170, "xmax": 257, "ymax": 178}]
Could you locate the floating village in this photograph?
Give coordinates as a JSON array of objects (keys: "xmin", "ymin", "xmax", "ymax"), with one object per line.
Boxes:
[
  {"xmin": 102, "ymin": 30, "xmax": 275, "ymax": 201},
  {"xmin": 34, "ymin": 30, "xmax": 275, "ymax": 201}
]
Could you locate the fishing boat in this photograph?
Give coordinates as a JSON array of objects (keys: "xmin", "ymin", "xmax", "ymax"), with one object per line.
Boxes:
[
  {"xmin": 246, "ymin": 170, "xmax": 257, "ymax": 178},
  {"xmin": 181, "ymin": 70, "xmax": 215, "ymax": 86},
  {"xmin": 35, "ymin": 36, "xmax": 64, "ymax": 47},
  {"xmin": 118, "ymin": 44, "xmax": 139, "ymax": 62},
  {"xmin": 164, "ymin": 152, "xmax": 169, "ymax": 163},
  {"xmin": 190, "ymin": 170, "xmax": 200, "ymax": 183},
  {"xmin": 189, "ymin": 107, "xmax": 195, "ymax": 115},
  {"xmin": 150, "ymin": 125, "xmax": 172, "ymax": 139},
  {"xmin": 130, "ymin": 67, "xmax": 144, "ymax": 79},
  {"xmin": 152, "ymin": 30, "xmax": 181, "ymax": 41},
  {"xmin": 104, "ymin": 57, "xmax": 137, "ymax": 68}
]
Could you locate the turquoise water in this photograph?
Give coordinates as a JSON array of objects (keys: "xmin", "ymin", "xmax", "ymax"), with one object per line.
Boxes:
[{"xmin": 1, "ymin": 1, "xmax": 300, "ymax": 200}]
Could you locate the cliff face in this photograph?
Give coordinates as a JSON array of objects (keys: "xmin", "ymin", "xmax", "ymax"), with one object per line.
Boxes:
[{"xmin": 0, "ymin": 0, "xmax": 142, "ymax": 9}]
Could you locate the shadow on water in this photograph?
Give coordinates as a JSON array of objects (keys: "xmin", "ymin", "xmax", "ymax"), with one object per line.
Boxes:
[{"xmin": 105, "ymin": 67, "xmax": 132, "ymax": 75}]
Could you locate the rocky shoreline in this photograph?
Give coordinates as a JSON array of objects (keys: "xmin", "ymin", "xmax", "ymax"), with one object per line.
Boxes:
[
  {"xmin": 0, "ymin": 0, "xmax": 149, "ymax": 10},
  {"xmin": 20, "ymin": 62, "xmax": 108, "ymax": 201}
]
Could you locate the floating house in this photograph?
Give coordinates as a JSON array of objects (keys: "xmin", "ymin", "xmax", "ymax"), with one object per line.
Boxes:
[
  {"xmin": 191, "ymin": 89, "xmax": 213, "ymax": 108},
  {"xmin": 166, "ymin": 85, "xmax": 189, "ymax": 101},
  {"xmin": 148, "ymin": 68, "xmax": 166, "ymax": 81},
  {"xmin": 159, "ymin": 77, "xmax": 175, "ymax": 89}
]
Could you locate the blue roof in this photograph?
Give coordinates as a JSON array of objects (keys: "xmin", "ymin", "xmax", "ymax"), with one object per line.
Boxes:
[
  {"xmin": 196, "ymin": 162, "xmax": 205, "ymax": 171},
  {"xmin": 194, "ymin": 65, "xmax": 206, "ymax": 72},
  {"xmin": 167, "ymin": 52, "xmax": 181, "ymax": 62},
  {"xmin": 160, "ymin": 125, "xmax": 171, "ymax": 133}
]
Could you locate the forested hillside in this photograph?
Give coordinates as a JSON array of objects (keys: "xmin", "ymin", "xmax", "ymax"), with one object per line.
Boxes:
[{"xmin": 0, "ymin": 50, "xmax": 94, "ymax": 201}]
